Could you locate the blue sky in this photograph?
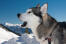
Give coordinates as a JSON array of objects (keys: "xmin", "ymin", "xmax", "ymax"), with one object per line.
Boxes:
[{"xmin": 0, "ymin": 0, "xmax": 66, "ymax": 24}]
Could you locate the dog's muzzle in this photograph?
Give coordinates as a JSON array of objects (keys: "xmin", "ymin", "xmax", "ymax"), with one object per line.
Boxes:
[{"xmin": 17, "ymin": 13, "xmax": 27, "ymax": 27}]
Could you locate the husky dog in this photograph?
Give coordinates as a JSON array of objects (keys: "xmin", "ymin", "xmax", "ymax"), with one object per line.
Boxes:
[{"xmin": 17, "ymin": 3, "xmax": 66, "ymax": 44}]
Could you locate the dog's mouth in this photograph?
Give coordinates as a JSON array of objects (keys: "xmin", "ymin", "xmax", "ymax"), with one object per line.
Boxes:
[{"xmin": 21, "ymin": 21, "xmax": 27, "ymax": 27}]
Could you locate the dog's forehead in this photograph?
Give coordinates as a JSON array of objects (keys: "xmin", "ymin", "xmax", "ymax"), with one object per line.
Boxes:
[
  {"xmin": 26, "ymin": 9, "xmax": 32, "ymax": 12},
  {"xmin": 27, "ymin": 7, "xmax": 40, "ymax": 12},
  {"xmin": 30, "ymin": 7, "xmax": 40, "ymax": 12},
  {"xmin": 30, "ymin": 7, "xmax": 41, "ymax": 15},
  {"xmin": 29, "ymin": 7, "xmax": 42, "ymax": 19}
]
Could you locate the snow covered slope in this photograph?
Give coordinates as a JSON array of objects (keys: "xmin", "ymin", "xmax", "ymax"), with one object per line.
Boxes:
[
  {"xmin": 5, "ymin": 22, "xmax": 21, "ymax": 26},
  {"xmin": 2, "ymin": 34, "xmax": 40, "ymax": 44},
  {"xmin": 0, "ymin": 26, "xmax": 19, "ymax": 44},
  {"xmin": 0, "ymin": 23, "xmax": 37, "ymax": 44},
  {"xmin": 5, "ymin": 22, "xmax": 32, "ymax": 35}
]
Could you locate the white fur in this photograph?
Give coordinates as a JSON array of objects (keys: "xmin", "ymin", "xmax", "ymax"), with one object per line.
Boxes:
[
  {"xmin": 18, "ymin": 3, "xmax": 49, "ymax": 44},
  {"xmin": 19, "ymin": 9, "xmax": 40, "ymax": 36}
]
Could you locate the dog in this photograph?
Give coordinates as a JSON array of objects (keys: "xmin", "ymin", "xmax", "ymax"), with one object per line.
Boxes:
[{"xmin": 17, "ymin": 3, "xmax": 66, "ymax": 44}]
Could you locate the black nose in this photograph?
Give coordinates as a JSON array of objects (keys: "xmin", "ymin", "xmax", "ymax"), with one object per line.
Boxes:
[{"xmin": 17, "ymin": 13, "xmax": 21, "ymax": 18}]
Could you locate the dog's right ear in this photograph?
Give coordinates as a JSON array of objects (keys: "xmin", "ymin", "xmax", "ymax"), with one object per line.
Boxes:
[{"xmin": 41, "ymin": 3, "xmax": 48, "ymax": 16}]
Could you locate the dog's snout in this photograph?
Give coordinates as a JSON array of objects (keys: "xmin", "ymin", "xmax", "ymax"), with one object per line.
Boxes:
[{"xmin": 17, "ymin": 13, "xmax": 21, "ymax": 18}]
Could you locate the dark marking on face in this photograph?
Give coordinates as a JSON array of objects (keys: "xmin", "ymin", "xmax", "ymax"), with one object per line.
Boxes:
[
  {"xmin": 30, "ymin": 7, "xmax": 43, "ymax": 24},
  {"xmin": 31, "ymin": 7, "xmax": 42, "ymax": 19}
]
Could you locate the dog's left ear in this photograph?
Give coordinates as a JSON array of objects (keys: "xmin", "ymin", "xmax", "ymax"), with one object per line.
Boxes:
[{"xmin": 41, "ymin": 3, "xmax": 48, "ymax": 15}]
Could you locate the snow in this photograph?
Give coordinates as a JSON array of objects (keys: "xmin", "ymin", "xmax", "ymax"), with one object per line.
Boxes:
[
  {"xmin": 0, "ymin": 23, "xmax": 39, "ymax": 44},
  {"xmin": 2, "ymin": 34, "xmax": 40, "ymax": 44},
  {"xmin": 0, "ymin": 27, "xmax": 19, "ymax": 44},
  {"xmin": 5, "ymin": 22, "xmax": 21, "ymax": 26}
]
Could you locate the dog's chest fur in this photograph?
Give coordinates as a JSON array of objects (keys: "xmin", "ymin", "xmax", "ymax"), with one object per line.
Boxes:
[{"xmin": 35, "ymin": 14, "xmax": 65, "ymax": 44}]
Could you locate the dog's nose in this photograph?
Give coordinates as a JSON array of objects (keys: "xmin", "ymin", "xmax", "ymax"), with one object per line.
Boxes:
[{"xmin": 17, "ymin": 13, "xmax": 21, "ymax": 18}]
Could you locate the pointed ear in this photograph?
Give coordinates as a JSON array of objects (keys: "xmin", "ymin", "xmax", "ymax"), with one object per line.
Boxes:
[
  {"xmin": 42, "ymin": 13, "xmax": 48, "ymax": 22},
  {"xmin": 36, "ymin": 4, "xmax": 40, "ymax": 8},
  {"xmin": 41, "ymin": 3, "xmax": 48, "ymax": 14}
]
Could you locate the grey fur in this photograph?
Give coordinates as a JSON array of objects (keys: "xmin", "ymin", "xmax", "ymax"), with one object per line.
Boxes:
[
  {"xmin": 17, "ymin": 5, "xmax": 66, "ymax": 44},
  {"xmin": 31, "ymin": 7, "xmax": 42, "ymax": 19},
  {"xmin": 36, "ymin": 13, "xmax": 66, "ymax": 44}
]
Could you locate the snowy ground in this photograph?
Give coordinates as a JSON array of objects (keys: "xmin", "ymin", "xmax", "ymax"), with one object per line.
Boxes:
[
  {"xmin": 0, "ymin": 27, "xmax": 19, "ymax": 44},
  {"xmin": 2, "ymin": 34, "xmax": 40, "ymax": 44},
  {"xmin": 0, "ymin": 23, "xmax": 40, "ymax": 44}
]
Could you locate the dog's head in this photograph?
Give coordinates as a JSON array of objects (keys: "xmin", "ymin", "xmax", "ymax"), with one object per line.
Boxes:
[{"xmin": 17, "ymin": 3, "xmax": 48, "ymax": 28}]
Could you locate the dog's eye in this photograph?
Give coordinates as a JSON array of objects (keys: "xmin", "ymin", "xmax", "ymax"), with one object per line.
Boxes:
[{"xmin": 28, "ymin": 11, "xmax": 31, "ymax": 13}]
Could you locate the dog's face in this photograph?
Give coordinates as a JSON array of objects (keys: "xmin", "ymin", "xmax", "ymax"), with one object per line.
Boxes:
[{"xmin": 17, "ymin": 3, "xmax": 48, "ymax": 29}]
